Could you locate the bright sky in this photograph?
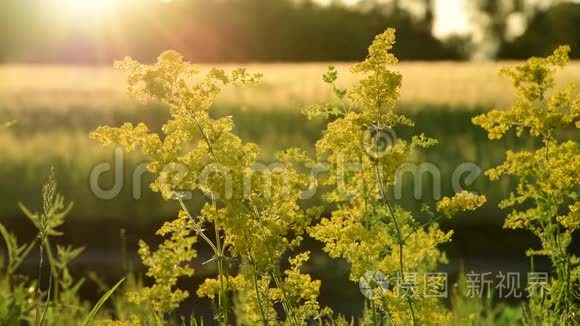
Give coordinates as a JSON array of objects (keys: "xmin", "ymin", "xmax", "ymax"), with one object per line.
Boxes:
[
  {"xmin": 432, "ymin": 0, "xmax": 471, "ymax": 38},
  {"xmin": 317, "ymin": 0, "xmax": 472, "ymax": 38}
]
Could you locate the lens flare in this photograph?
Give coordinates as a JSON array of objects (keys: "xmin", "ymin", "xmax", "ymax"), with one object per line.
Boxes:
[{"xmin": 57, "ymin": 0, "xmax": 114, "ymax": 18}]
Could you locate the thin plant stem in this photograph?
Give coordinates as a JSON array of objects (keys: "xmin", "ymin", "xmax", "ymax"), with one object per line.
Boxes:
[
  {"xmin": 373, "ymin": 149, "xmax": 417, "ymax": 326},
  {"xmin": 39, "ymin": 251, "xmax": 53, "ymax": 326},
  {"xmin": 178, "ymin": 95, "xmax": 230, "ymax": 325},
  {"xmin": 370, "ymin": 94, "xmax": 417, "ymax": 325},
  {"xmin": 177, "ymin": 199, "xmax": 227, "ymax": 324},
  {"xmin": 178, "ymin": 85, "xmax": 299, "ymax": 325},
  {"xmin": 249, "ymin": 257, "xmax": 269, "ymax": 325},
  {"xmin": 248, "ymin": 205, "xmax": 299, "ymax": 326},
  {"xmin": 210, "ymin": 194, "xmax": 228, "ymax": 325},
  {"xmin": 35, "ymin": 244, "xmax": 44, "ymax": 326},
  {"xmin": 180, "ymin": 95, "xmax": 297, "ymax": 325},
  {"xmin": 240, "ymin": 227, "xmax": 269, "ymax": 325},
  {"xmin": 403, "ymin": 216, "xmax": 443, "ymax": 243}
]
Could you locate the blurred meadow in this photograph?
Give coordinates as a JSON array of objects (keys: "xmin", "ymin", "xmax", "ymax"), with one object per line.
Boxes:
[
  {"xmin": 1, "ymin": 62, "xmax": 579, "ymax": 222},
  {"xmin": 1, "ymin": 0, "xmax": 579, "ymax": 322},
  {"xmin": 4, "ymin": 61, "xmax": 578, "ymax": 318}
]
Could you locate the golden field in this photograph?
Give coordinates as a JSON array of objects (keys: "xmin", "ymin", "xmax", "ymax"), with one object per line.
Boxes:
[
  {"xmin": 0, "ymin": 62, "xmax": 577, "ymax": 220},
  {"xmin": 1, "ymin": 61, "xmax": 579, "ymax": 111}
]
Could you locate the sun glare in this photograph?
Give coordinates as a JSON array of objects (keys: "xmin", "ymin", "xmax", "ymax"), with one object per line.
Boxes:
[{"xmin": 57, "ymin": 0, "xmax": 114, "ymax": 18}]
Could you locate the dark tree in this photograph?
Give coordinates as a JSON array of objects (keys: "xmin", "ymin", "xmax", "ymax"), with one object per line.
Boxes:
[{"xmin": 499, "ymin": 2, "xmax": 580, "ymax": 59}]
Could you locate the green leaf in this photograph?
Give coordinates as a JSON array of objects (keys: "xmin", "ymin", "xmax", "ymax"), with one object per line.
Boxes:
[
  {"xmin": 0, "ymin": 224, "xmax": 16, "ymax": 272},
  {"xmin": 81, "ymin": 277, "xmax": 125, "ymax": 326},
  {"xmin": 18, "ymin": 202, "xmax": 40, "ymax": 227}
]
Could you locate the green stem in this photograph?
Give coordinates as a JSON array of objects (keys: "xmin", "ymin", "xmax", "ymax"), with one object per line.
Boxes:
[
  {"xmin": 43, "ymin": 241, "xmax": 57, "ymax": 302},
  {"xmin": 249, "ymin": 257, "xmax": 269, "ymax": 325},
  {"xmin": 178, "ymin": 199, "xmax": 227, "ymax": 324},
  {"xmin": 248, "ymin": 204, "xmax": 299, "ymax": 326},
  {"xmin": 403, "ymin": 216, "xmax": 443, "ymax": 243},
  {"xmin": 211, "ymin": 194, "xmax": 229, "ymax": 325},
  {"xmin": 373, "ymin": 161, "xmax": 417, "ymax": 326},
  {"xmin": 368, "ymin": 95, "xmax": 417, "ymax": 325},
  {"xmin": 35, "ymin": 243, "xmax": 44, "ymax": 326},
  {"xmin": 541, "ymin": 134, "xmax": 572, "ymax": 313},
  {"xmin": 178, "ymin": 199, "xmax": 218, "ymax": 253},
  {"xmin": 177, "ymin": 96, "xmax": 230, "ymax": 324}
]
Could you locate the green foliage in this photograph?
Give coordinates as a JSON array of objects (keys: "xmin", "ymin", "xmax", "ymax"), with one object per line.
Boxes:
[
  {"xmin": 0, "ymin": 169, "xmax": 98, "ymax": 325},
  {"xmin": 473, "ymin": 46, "xmax": 579, "ymax": 325},
  {"xmin": 82, "ymin": 277, "xmax": 126, "ymax": 326},
  {"xmin": 450, "ymin": 271, "xmax": 523, "ymax": 325},
  {"xmin": 0, "ymin": 224, "xmax": 36, "ymax": 277}
]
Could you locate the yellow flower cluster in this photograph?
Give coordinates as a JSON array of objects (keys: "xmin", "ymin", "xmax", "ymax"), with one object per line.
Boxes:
[
  {"xmin": 306, "ymin": 29, "xmax": 482, "ymax": 325},
  {"xmin": 92, "ymin": 50, "xmax": 325, "ymax": 323},
  {"xmin": 473, "ymin": 46, "xmax": 579, "ymax": 322},
  {"xmin": 86, "ymin": 28, "xmax": 580, "ymax": 325},
  {"xmin": 558, "ymin": 202, "xmax": 580, "ymax": 230},
  {"xmin": 436, "ymin": 191, "xmax": 486, "ymax": 219},
  {"xmin": 472, "ymin": 46, "xmax": 578, "ymax": 140},
  {"xmin": 128, "ymin": 214, "xmax": 196, "ymax": 314}
]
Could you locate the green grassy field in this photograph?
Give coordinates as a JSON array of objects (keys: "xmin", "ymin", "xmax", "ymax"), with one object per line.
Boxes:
[{"xmin": 1, "ymin": 62, "xmax": 578, "ymax": 223}]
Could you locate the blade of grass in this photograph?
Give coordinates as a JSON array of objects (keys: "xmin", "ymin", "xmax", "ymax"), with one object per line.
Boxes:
[{"xmin": 81, "ymin": 277, "xmax": 126, "ymax": 326}]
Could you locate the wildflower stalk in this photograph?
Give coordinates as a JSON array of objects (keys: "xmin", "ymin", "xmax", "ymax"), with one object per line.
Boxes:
[
  {"xmin": 177, "ymin": 92, "xmax": 230, "ymax": 324},
  {"xmin": 177, "ymin": 198, "xmax": 227, "ymax": 324},
  {"xmin": 93, "ymin": 50, "xmax": 328, "ymax": 324},
  {"xmin": 185, "ymin": 100, "xmax": 297, "ymax": 324},
  {"xmin": 371, "ymin": 103, "xmax": 417, "ymax": 325},
  {"xmin": 26, "ymin": 168, "xmax": 73, "ymax": 325},
  {"xmin": 373, "ymin": 162, "xmax": 417, "ymax": 326},
  {"xmin": 473, "ymin": 45, "xmax": 579, "ymax": 323},
  {"xmin": 184, "ymin": 93, "xmax": 300, "ymax": 324},
  {"xmin": 35, "ymin": 170, "xmax": 56, "ymax": 326},
  {"xmin": 249, "ymin": 257, "xmax": 269, "ymax": 325},
  {"xmin": 210, "ymin": 195, "xmax": 228, "ymax": 325},
  {"xmin": 247, "ymin": 205, "xmax": 300, "ymax": 326},
  {"xmin": 307, "ymin": 28, "xmax": 485, "ymax": 325}
]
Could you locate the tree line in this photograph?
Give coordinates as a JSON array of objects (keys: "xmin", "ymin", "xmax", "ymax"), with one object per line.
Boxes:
[{"xmin": 0, "ymin": 0, "xmax": 578, "ymax": 63}]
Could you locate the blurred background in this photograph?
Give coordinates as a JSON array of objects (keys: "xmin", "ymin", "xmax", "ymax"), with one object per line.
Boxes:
[{"xmin": 1, "ymin": 0, "xmax": 579, "ymax": 319}]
